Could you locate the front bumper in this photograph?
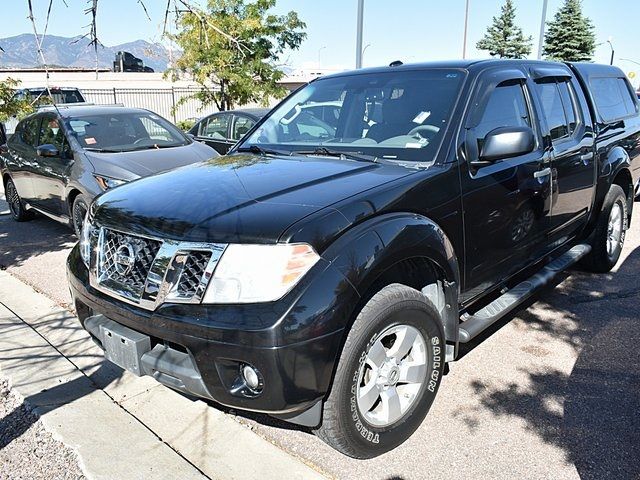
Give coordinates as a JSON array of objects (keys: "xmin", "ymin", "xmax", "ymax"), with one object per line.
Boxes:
[{"xmin": 67, "ymin": 244, "xmax": 358, "ymax": 426}]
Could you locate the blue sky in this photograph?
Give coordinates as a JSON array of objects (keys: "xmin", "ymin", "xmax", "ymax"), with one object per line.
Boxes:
[{"xmin": 3, "ymin": 0, "xmax": 640, "ymax": 81}]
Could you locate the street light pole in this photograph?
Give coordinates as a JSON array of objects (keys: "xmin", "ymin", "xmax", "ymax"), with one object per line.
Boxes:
[
  {"xmin": 355, "ymin": 0, "xmax": 364, "ymax": 68},
  {"xmin": 462, "ymin": 0, "xmax": 470, "ymax": 59},
  {"xmin": 606, "ymin": 39, "xmax": 614, "ymax": 65},
  {"xmin": 537, "ymin": 0, "xmax": 548, "ymax": 60}
]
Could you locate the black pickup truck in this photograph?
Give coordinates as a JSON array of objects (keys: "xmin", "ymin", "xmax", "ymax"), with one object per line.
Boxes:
[{"xmin": 67, "ymin": 59, "xmax": 640, "ymax": 458}]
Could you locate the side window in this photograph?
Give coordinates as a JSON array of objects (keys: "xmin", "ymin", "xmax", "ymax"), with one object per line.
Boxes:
[
  {"xmin": 232, "ymin": 116, "xmax": 255, "ymax": 141},
  {"xmin": 39, "ymin": 116, "xmax": 66, "ymax": 151},
  {"xmin": 21, "ymin": 118, "xmax": 41, "ymax": 146},
  {"xmin": 535, "ymin": 81, "xmax": 569, "ymax": 141},
  {"xmin": 557, "ymin": 81, "xmax": 580, "ymax": 135},
  {"xmin": 590, "ymin": 77, "xmax": 635, "ymax": 122},
  {"xmin": 474, "ymin": 82, "xmax": 531, "ymax": 149},
  {"xmin": 200, "ymin": 114, "xmax": 230, "ymax": 140},
  {"xmin": 617, "ymin": 78, "xmax": 639, "ymax": 116}
]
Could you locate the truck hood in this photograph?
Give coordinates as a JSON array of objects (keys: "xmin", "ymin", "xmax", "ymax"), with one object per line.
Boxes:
[
  {"xmin": 85, "ymin": 141, "xmax": 216, "ymax": 181},
  {"xmin": 92, "ymin": 153, "xmax": 415, "ymax": 243}
]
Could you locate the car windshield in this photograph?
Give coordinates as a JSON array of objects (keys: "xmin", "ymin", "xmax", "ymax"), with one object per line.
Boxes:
[
  {"xmin": 18, "ymin": 89, "xmax": 85, "ymax": 105},
  {"xmin": 240, "ymin": 68, "xmax": 466, "ymax": 162},
  {"xmin": 64, "ymin": 111, "xmax": 189, "ymax": 152}
]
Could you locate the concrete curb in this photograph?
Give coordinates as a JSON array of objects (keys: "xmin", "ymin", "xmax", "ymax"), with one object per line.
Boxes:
[{"xmin": 0, "ymin": 270, "xmax": 327, "ymax": 480}]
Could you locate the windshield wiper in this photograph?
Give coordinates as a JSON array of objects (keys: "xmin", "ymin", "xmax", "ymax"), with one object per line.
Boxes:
[
  {"xmin": 84, "ymin": 147, "xmax": 123, "ymax": 153},
  {"xmin": 292, "ymin": 147, "xmax": 378, "ymax": 163},
  {"xmin": 236, "ymin": 145, "xmax": 289, "ymax": 156}
]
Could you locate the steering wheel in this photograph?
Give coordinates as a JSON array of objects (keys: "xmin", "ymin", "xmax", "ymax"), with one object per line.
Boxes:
[
  {"xmin": 407, "ymin": 125, "xmax": 440, "ymax": 141},
  {"xmin": 133, "ymin": 138, "xmax": 151, "ymax": 145}
]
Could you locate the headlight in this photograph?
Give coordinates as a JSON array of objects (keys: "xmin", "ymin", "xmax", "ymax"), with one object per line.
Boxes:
[
  {"xmin": 79, "ymin": 214, "xmax": 94, "ymax": 267},
  {"xmin": 94, "ymin": 175, "xmax": 125, "ymax": 190},
  {"xmin": 202, "ymin": 243, "xmax": 320, "ymax": 304}
]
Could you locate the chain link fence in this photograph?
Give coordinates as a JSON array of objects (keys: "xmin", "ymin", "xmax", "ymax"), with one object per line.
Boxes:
[{"xmin": 81, "ymin": 87, "xmax": 218, "ymax": 124}]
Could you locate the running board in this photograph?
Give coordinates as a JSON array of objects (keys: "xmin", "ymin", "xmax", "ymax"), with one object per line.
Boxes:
[{"xmin": 458, "ymin": 244, "xmax": 591, "ymax": 343}]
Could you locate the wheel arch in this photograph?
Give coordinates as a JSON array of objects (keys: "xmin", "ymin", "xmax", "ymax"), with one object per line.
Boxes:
[
  {"xmin": 321, "ymin": 212, "xmax": 460, "ymax": 345},
  {"xmin": 66, "ymin": 187, "xmax": 84, "ymax": 216}
]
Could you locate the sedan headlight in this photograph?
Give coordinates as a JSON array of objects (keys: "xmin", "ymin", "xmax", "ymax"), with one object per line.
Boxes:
[
  {"xmin": 202, "ymin": 243, "xmax": 320, "ymax": 304},
  {"xmin": 79, "ymin": 214, "xmax": 94, "ymax": 267},
  {"xmin": 94, "ymin": 175, "xmax": 126, "ymax": 190}
]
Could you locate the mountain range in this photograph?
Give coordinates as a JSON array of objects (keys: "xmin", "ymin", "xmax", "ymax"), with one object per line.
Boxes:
[{"xmin": 0, "ymin": 34, "xmax": 171, "ymax": 71}]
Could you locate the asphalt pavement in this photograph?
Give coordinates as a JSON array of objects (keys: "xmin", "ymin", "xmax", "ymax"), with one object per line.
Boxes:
[{"xmin": 0, "ymin": 183, "xmax": 638, "ymax": 480}]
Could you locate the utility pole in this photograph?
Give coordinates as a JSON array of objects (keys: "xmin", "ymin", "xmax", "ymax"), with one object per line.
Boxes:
[
  {"xmin": 537, "ymin": 0, "xmax": 548, "ymax": 59},
  {"xmin": 355, "ymin": 0, "xmax": 364, "ymax": 68},
  {"xmin": 462, "ymin": 0, "xmax": 470, "ymax": 59}
]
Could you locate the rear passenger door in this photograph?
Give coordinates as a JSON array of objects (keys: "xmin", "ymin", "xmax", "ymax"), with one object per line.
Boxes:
[
  {"xmin": 6, "ymin": 116, "xmax": 42, "ymax": 204},
  {"xmin": 531, "ymin": 70, "xmax": 596, "ymax": 236},
  {"xmin": 459, "ymin": 69, "xmax": 553, "ymax": 301}
]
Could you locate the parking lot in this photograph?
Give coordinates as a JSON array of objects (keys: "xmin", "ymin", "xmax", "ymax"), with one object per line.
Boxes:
[{"xmin": 0, "ymin": 183, "xmax": 639, "ymax": 480}]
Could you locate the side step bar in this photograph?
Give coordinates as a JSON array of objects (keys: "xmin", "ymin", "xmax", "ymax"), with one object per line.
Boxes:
[{"xmin": 458, "ymin": 244, "xmax": 591, "ymax": 343}]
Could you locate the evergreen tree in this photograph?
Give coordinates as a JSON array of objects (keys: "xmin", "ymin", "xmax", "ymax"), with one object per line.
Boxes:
[
  {"xmin": 476, "ymin": 0, "xmax": 532, "ymax": 59},
  {"xmin": 543, "ymin": 0, "xmax": 595, "ymax": 62}
]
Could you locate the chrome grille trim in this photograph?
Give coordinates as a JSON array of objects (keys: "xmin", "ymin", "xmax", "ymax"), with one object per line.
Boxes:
[{"xmin": 88, "ymin": 226, "xmax": 226, "ymax": 311}]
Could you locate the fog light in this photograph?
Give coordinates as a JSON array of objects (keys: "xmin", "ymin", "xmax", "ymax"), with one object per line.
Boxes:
[{"xmin": 242, "ymin": 364, "xmax": 261, "ymax": 390}]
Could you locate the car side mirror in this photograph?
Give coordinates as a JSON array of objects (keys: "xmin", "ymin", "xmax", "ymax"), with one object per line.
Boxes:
[
  {"xmin": 471, "ymin": 126, "xmax": 535, "ymax": 168},
  {"xmin": 36, "ymin": 144, "xmax": 60, "ymax": 158}
]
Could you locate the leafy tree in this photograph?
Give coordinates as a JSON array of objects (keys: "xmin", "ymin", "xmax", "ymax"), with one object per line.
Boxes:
[
  {"xmin": 476, "ymin": 0, "xmax": 532, "ymax": 59},
  {"xmin": 543, "ymin": 0, "xmax": 595, "ymax": 62},
  {"xmin": 167, "ymin": 0, "xmax": 306, "ymax": 111},
  {"xmin": 0, "ymin": 78, "xmax": 34, "ymax": 123}
]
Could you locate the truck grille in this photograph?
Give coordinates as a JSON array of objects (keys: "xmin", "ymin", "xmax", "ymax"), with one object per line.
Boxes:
[
  {"xmin": 176, "ymin": 251, "xmax": 212, "ymax": 298},
  {"xmin": 91, "ymin": 226, "xmax": 225, "ymax": 310},
  {"xmin": 99, "ymin": 229, "xmax": 162, "ymax": 297}
]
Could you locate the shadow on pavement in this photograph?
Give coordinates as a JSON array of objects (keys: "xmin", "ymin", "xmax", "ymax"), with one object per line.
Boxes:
[
  {"xmin": 0, "ymin": 214, "xmax": 75, "ymax": 270},
  {"xmin": 460, "ymin": 246, "xmax": 640, "ymax": 480},
  {"xmin": 0, "ymin": 308, "xmax": 124, "ymax": 450}
]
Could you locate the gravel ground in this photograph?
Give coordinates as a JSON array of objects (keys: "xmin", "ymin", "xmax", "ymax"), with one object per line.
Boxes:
[{"xmin": 0, "ymin": 378, "xmax": 85, "ymax": 480}]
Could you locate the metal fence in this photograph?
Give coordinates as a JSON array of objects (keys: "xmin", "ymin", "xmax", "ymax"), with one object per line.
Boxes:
[{"xmin": 81, "ymin": 87, "xmax": 218, "ymax": 125}]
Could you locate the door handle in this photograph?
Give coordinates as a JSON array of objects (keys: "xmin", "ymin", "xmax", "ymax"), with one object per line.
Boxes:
[{"xmin": 533, "ymin": 167, "xmax": 551, "ymax": 179}]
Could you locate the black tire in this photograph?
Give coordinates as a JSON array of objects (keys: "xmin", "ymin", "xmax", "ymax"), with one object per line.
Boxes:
[
  {"xmin": 315, "ymin": 283, "xmax": 445, "ymax": 459},
  {"xmin": 71, "ymin": 194, "xmax": 90, "ymax": 238},
  {"xmin": 5, "ymin": 178, "xmax": 33, "ymax": 222},
  {"xmin": 582, "ymin": 184, "xmax": 628, "ymax": 273}
]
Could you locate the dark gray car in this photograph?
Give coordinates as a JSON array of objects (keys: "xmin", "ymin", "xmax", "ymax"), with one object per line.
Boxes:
[{"xmin": 0, "ymin": 105, "xmax": 218, "ymax": 236}]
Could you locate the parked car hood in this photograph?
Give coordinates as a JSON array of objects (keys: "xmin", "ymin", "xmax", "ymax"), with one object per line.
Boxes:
[
  {"xmin": 92, "ymin": 153, "xmax": 416, "ymax": 244},
  {"xmin": 85, "ymin": 141, "xmax": 216, "ymax": 181}
]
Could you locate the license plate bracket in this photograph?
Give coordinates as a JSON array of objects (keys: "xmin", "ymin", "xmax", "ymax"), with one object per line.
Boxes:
[{"xmin": 100, "ymin": 322, "xmax": 151, "ymax": 376}]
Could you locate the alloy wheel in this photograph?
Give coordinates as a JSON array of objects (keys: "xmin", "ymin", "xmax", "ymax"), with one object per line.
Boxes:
[
  {"xmin": 73, "ymin": 201, "xmax": 88, "ymax": 237},
  {"xmin": 6, "ymin": 182, "xmax": 21, "ymax": 218},
  {"xmin": 356, "ymin": 324, "xmax": 428, "ymax": 427},
  {"xmin": 606, "ymin": 202, "xmax": 623, "ymax": 257}
]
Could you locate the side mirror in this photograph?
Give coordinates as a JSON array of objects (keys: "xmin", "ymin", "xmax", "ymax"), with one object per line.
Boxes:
[
  {"xmin": 471, "ymin": 126, "xmax": 535, "ymax": 168},
  {"xmin": 36, "ymin": 144, "xmax": 60, "ymax": 158},
  {"xmin": 186, "ymin": 133, "xmax": 196, "ymax": 140}
]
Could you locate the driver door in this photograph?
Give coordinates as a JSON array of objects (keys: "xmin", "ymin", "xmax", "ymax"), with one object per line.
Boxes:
[
  {"xmin": 31, "ymin": 114, "xmax": 74, "ymax": 215},
  {"xmin": 459, "ymin": 69, "xmax": 553, "ymax": 302}
]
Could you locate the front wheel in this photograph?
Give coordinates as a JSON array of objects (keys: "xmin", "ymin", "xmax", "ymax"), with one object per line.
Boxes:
[
  {"xmin": 315, "ymin": 284, "xmax": 445, "ymax": 458},
  {"xmin": 582, "ymin": 184, "xmax": 628, "ymax": 273},
  {"xmin": 72, "ymin": 194, "xmax": 90, "ymax": 238}
]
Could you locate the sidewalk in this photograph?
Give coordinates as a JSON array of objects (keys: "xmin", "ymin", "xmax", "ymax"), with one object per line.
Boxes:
[{"xmin": 0, "ymin": 270, "xmax": 327, "ymax": 480}]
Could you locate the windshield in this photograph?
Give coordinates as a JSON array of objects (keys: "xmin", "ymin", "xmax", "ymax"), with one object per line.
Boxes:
[
  {"xmin": 18, "ymin": 89, "xmax": 85, "ymax": 105},
  {"xmin": 64, "ymin": 111, "xmax": 189, "ymax": 152},
  {"xmin": 240, "ymin": 69, "xmax": 465, "ymax": 162}
]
